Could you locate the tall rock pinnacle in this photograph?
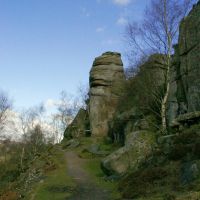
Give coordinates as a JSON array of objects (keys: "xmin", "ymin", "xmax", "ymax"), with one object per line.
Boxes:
[{"xmin": 89, "ymin": 52, "xmax": 125, "ymax": 136}]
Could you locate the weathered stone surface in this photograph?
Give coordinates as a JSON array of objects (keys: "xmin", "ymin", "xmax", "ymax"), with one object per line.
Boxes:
[
  {"xmin": 139, "ymin": 54, "xmax": 166, "ymax": 86},
  {"xmin": 62, "ymin": 139, "xmax": 80, "ymax": 149},
  {"xmin": 89, "ymin": 52, "xmax": 125, "ymax": 136},
  {"xmin": 167, "ymin": 2, "xmax": 200, "ymax": 125},
  {"xmin": 176, "ymin": 111, "xmax": 200, "ymax": 123},
  {"xmin": 107, "ymin": 54, "xmax": 165, "ymax": 145},
  {"xmin": 64, "ymin": 108, "xmax": 89, "ymax": 138},
  {"xmin": 82, "ymin": 144, "xmax": 109, "ymax": 156},
  {"xmin": 171, "ymin": 111, "xmax": 200, "ymax": 128},
  {"xmin": 93, "ymin": 52, "xmax": 123, "ymax": 67},
  {"xmin": 108, "ymin": 111, "xmax": 155, "ymax": 145},
  {"xmin": 108, "ymin": 108, "xmax": 141, "ymax": 144},
  {"xmin": 101, "ymin": 131, "xmax": 156, "ymax": 176}
]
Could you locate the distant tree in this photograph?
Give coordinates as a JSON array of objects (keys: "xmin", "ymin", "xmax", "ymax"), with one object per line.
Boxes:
[
  {"xmin": 28, "ymin": 124, "xmax": 45, "ymax": 155},
  {"xmin": 1, "ymin": 138, "xmax": 11, "ymax": 162},
  {"xmin": 18, "ymin": 104, "xmax": 45, "ymax": 170},
  {"xmin": 56, "ymin": 91, "xmax": 79, "ymax": 133},
  {"xmin": 124, "ymin": 55, "xmax": 147, "ymax": 79},
  {"xmin": 50, "ymin": 114, "xmax": 65, "ymax": 143},
  {"xmin": 77, "ymin": 83, "xmax": 89, "ymax": 109},
  {"xmin": 19, "ymin": 104, "xmax": 45, "ymax": 136},
  {"xmin": 125, "ymin": 0, "xmax": 197, "ymax": 133},
  {"xmin": 0, "ymin": 90, "xmax": 12, "ymax": 138}
]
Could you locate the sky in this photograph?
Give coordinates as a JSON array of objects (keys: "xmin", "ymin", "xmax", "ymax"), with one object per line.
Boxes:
[{"xmin": 0, "ymin": 0, "xmax": 148, "ymax": 110}]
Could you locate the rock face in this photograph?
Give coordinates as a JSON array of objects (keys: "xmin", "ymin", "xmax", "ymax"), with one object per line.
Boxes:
[
  {"xmin": 101, "ymin": 131, "xmax": 156, "ymax": 176},
  {"xmin": 167, "ymin": 2, "xmax": 200, "ymax": 125},
  {"xmin": 89, "ymin": 52, "xmax": 125, "ymax": 136},
  {"xmin": 64, "ymin": 108, "xmax": 90, "ymax": 138},
  {"xmin": 101, "ymin": 54, "xmax": 166, "ymax": 175}
]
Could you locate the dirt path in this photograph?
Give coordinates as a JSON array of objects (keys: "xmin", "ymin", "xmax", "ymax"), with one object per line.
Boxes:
[{"xmin": 65, "ymin": 151, "xmax": 110, "ymax": 200}]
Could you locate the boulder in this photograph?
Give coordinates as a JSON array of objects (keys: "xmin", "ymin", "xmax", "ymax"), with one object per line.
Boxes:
[
  {"xmin": 89, "ymin": 52, "xmax": 125, "ymax": 136},
  {"xmin": 62, "ymin": 139, "xmax": 80, "ymax": 149},
  {"xmin": 171, "ymin": 111, "xmax": 200, "ymax": 128},
  {"xmin": 101, "ymin": 131, "xmax": 156, "ymax": 176}
]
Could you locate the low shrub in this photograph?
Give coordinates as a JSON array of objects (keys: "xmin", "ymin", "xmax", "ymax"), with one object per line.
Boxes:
[{"xmin": 119, "ymin": 167, "xmax": 169, "ymax": 198}]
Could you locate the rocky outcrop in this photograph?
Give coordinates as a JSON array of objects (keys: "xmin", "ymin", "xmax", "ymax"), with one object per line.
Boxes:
[
  {"xmin": 89, "ymin": 52, "xmax": 125, "ymax": 136},
  {"xmin": 167, "ymin": 2, "xmax": 200, "ymax": 126},
  {"xmin": 64, "ymin": 108, "xmax": 90, "ymax": 138},
  {"xmin": 171, "ymin": 111, "xmax": 200, "ymax": 128},
  {"xmin": 101, "ymin": 131, "xmax": 156, "ymax": 176},
  {"xmin": 101, "ymin": 54, "xmax": 166, "ymax": 175}
]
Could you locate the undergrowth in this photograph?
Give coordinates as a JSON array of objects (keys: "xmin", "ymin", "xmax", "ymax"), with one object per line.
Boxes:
[
  {"xmin": 118, "ymin": 124, "xmax": 200, "ymax": 199},
  {"xmin": 29, "ymin": 146, "xmax": 75, "ymax": 200}
]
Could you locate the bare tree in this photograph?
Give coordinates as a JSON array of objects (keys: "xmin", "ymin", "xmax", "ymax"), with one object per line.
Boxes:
[
  {"xmin": 50, "ymin": 114, "xmax": 64, "ymax": 143},
  {"xmin": 19, "ymin": 104, "xmax": 45, "ymax": 135},
  {"xmin": 125, "ymin": 0, "xmax": 197, "ymax": 133},
  {"xmin": 0, "ymin": 90, "xmax": 12, "ymax": 138},
  {"xmin": 18, "ymin": 104, "xmax": 45, "ymax": 170},
  {"xmin": 77, "ymin": 83, "xmax": 89, "ymax": 109},
  {"xmin": 28, "ymin": 124, "xmax": 45, "ymax": 155},
  {"xmin": 57, "ymin": 91, "xmax": 79, "ymax": 132}
]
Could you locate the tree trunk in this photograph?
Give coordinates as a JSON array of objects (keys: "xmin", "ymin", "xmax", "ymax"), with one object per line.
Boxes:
[
  {"xmin": 161, "ymin": 80, "xmax": 170, "ymax": 133},
  {"xmin": 20, "ymin": 147, "xmax": 25, "ymax": 170},
  {"xmin": 161, "ymin": 0, "xmax": 172, "ymax": 134}
]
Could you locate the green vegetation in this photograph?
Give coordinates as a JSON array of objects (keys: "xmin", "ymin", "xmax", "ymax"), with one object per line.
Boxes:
[
  {"xmin": 77, "ymin": 137, "xmax": 120, "ymax": 159},
  {"xmin": 119, "ymin": 55, "xmax": 166, "ymax": 123},
  {"xmin": 0, "ymin": 132, "xmax": 72, "ymax": 200},
  {"xmin": 30, "ymin": 146, "xmax": 75, "ymax": 200},
  {"xmin": 62, "ymin": 136, "xmax": 122, "ymax": 199},
  {"xmin": 0, "ymin": 1, "xmax": 199, "ymax": 199},
  {"xmin": 84, "ymin": 159, "xmax": 122, "ymax": 200},
  {"xmin": 118, "ymin": 124, "xmax": 200, "ymax": 199}
]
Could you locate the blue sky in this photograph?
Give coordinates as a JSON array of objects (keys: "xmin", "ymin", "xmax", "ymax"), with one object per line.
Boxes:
[{"xmin": 0, "ymin": 0, "xmax": 148, "ymax": 109}]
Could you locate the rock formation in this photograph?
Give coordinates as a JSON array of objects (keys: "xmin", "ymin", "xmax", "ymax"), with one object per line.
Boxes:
[
  {"xmin": 101, "ymin": 54, "xmax": 167, "ymax": 176},
  {"xmin": 167, "ymin": 2, "xmax": 200, "ymax": 125},
  {"xmin": 64, "ymin": 108, "xmax": 89, "ymax": 138},
  {"xmin": 101, "ymin": 130, "xmax": 156, "ymax": 176},
  {"xmin": 89, "ymin": 52, "xmax": 125, "ymax": 136},
  {"xmin": 63, "ymin": 1, "xmax": 200, "ymax": 179}
]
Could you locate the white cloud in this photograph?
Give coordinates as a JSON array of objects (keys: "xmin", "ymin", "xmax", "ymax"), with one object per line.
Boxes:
[
  {"xmin": 81, "ymin": 7, "xmax": 90, "ymax": 17},
  {"xmin": 112, "ymin": 0, "xmax": 131, "ymax": 6},
  {"xmin": 96, "ymin": 27, "xmax": 105, "ymax": 32},
  {"xmin": 117, "ymin": 16, "xmax": 128, "ymax": 25},
  {"xmin": 0, "ymin": 110, "xmax": 23, "ymax": 141},
  {"xmin": 102, "ymin": 39, "xmax": 119, "ymax": 45},
  {"xmin": 45, "ymin": 98, "xmax": 79, "ymax": 110},
  {"xmin": 45, "ymin": 99, "xmax": 57, "ymax": 108}
]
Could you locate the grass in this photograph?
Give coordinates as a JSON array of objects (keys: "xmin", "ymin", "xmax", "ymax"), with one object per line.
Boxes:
[
  {"xmin": 19, "ymin": 136, "xmax": 119, "ymax": 200},
  {"xmin": 64, "ymin": 136, "xmax": 122, "ymax": 199},
  {"xmin": 84, "ymin": 158, "xmax": 122, "ymax": 200},
  {"xmin": 77, "ymin": 136, "xmax": 120, "ymax": 159},
  {"xmin": 28, "ymin": 146, "xmax": 75, "ymax": 200},
  {"xmin": 26, "ymin": 136, "xmax": 122, "ymax": 200},
  {"xmin": 119, "ymin": 162, "xmax": 181, "ymax": 199},
  {"xmin": 0, "ymin": 156, "xmax": 5, "ymax": 162}
]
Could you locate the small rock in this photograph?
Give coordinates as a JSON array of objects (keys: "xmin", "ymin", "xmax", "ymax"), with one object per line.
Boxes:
[{"xmin": 181, "ymin": 162, "xmax": 200, "ymax": 184}]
